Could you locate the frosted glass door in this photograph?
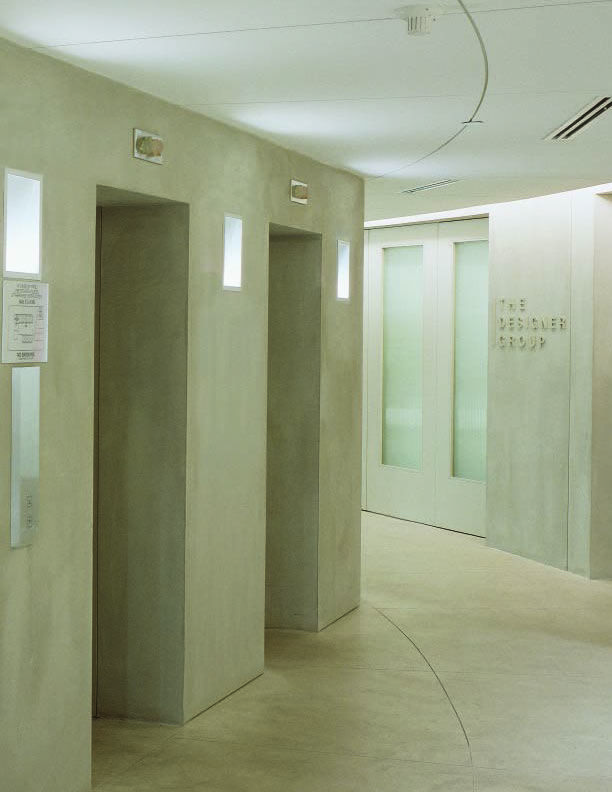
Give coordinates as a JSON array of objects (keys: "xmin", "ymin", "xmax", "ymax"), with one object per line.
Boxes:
[
  {"xmin": 365, "ymin": 226, "xmax": 437, "ymax": 526},
  {"xmin": 365, "ymin": 219, "xmax": 489, "ymax": 536}
]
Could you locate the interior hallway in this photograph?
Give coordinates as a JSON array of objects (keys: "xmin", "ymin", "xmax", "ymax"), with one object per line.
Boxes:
[{"xmin": 92, "ymin": 512, "xmax": 612, "ymax": 791}]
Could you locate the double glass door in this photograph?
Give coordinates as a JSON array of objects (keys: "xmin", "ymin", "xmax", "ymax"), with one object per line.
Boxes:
[{"xmin": 363, "ymin": 219, "xmax": 489, "ymax": 537}]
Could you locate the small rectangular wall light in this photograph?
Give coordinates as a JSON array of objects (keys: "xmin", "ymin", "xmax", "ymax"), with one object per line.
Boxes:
[
  {"xmin": 223, "ymin": 214, "xmax": 243, "ymax": 290},
  {"xmin": 4, "ymin": 169, "xmax": 42, "ymax": 279},
  {"xmin": 337, "ymin": 240, "xmax": 350, "ymax": 301},
  {"xmin": 11, "ymin": 366, "xmax": 40, "ymax": 548}
]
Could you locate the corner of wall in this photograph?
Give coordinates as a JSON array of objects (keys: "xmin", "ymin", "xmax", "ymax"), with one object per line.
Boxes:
[
  {"xmin": 567, "ymin": 191, "xmax": 594, "ymax": 577},
  {"xmin": 589, "ymin": 193, "xmax": 612, "ymax": 578}
]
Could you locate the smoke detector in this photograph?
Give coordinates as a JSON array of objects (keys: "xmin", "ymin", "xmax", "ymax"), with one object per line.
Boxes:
[{"xmin": 395, "ymin": 5, "xmax": 441, "ymax": 35}]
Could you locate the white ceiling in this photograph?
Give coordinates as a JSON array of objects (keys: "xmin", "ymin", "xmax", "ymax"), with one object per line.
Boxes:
[{"xmin": 2, "ymin": 0, "xmax": 612, "ymax": 220}]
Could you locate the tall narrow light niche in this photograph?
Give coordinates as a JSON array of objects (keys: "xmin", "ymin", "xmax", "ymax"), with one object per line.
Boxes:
[
  {"xmin": 11, "ymin": 366, "xmax": 40, "ymax": 548},
  {"xmin": 4, "ymin": 169, "xmax": 42, "ymax": 278},
  {"xmin": 337, "ymin": 240, "xmax": 350, "ymax": 300},
  {"xmin": 223, "ymin": 214, "xmax": 243, "ymax": 290}
]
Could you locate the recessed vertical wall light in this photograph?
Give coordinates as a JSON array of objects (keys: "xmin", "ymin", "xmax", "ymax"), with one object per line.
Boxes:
[
  {"xmin": 337, "ymin": 240, "xmax": 350, "ymax": 301},
  {"xmin": 223, "ymin": 214, "xmax": 243, "ymax": 290},
  {"xmin": 4, "ymin": 169, "xmax": 42, "ymax": 278},
  {"xmin": 11, "ymin": 365, "xmax": 40, "ymax": 548}
]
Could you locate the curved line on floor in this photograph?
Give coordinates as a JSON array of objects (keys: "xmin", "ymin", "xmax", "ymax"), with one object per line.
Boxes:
[{"xmin": 375, "ymin": 608, "xmax": 477, "ymax": 792}]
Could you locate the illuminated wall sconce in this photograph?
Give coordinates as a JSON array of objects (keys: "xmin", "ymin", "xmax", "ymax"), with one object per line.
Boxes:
[
  {"xmin": 337, "ymin": 240, "xmax": 350, "ymax": 301},
  {"xmin": 223, "ymin": 214, "xmax": 243, "ymax": 290},
  {"xmin": 290, "ymin": 179, "xmax": 308, "ymax": 205},
  {"xmin": 133, "ymin": 128, "xmax": 164, "ymax": 164},
  {"xmin": 4, "ymin": 169, "xmax": 42, "ymax": 279}
]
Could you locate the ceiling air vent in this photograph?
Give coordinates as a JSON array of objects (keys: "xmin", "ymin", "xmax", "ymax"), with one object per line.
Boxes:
[
  {"xmin": 401, "ymin": 179, "xmax": 458, "ymax": 195},
  {"xmin": 395, "ymin": 6, "xmax": 442, "ymax": 35},
  {"xmin": 546, "ymin": 97, "xmax": 612, "ymax": 141}
]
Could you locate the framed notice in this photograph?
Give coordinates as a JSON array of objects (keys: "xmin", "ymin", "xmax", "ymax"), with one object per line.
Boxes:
[{"xmin": 2, "ymin": 280, "xmax": 49, "ymax": 363}]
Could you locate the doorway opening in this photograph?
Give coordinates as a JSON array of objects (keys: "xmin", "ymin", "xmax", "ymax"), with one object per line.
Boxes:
[
  {"xmin": 92, "ymin": 187, "xmax": 189, "ymax": 728},
  {"xmin": 266, "ymin": 224, "xmax": 322, "ymax": 631}
]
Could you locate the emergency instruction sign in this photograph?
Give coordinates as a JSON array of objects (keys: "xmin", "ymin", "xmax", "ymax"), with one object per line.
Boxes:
[{"xmin": 2, "ymin": 280, "xmax": 49, "ymax": 363}]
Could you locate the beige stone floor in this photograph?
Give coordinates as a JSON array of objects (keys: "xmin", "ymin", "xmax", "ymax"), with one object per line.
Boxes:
[{"xmin": 92, "ymin": 512, "xmax": 612, "ymax": 791}]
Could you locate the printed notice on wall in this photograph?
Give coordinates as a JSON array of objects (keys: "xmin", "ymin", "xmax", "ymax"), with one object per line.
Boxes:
[{"xmin": 2, "ymin": 280, "xmax": 49, "ymax": 363}]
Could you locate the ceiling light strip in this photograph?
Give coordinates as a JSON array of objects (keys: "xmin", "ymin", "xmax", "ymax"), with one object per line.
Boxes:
[{"xmin": 401, "ymin": 179, "xmax": 458, "ymax": 194}]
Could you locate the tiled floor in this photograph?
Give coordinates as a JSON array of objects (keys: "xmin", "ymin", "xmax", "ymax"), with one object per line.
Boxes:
[{"xmin": 93, "ymin": 512, "xmax": 612, "ymax": 791}]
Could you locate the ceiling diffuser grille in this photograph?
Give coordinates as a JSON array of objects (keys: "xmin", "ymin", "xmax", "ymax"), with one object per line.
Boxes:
[
  {"xmin": 401, "ymin": 179, "xmax": 458, "ymax": 194},
  {"xmin": 546, "ymin": 97, "xmax": 612, "ymax": 141},
  {"xmin": 395, "ymin": 5, "xmax": 441, "ymax": 35}
]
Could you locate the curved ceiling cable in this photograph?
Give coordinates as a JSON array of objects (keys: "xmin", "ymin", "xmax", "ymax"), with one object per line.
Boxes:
[
  {"xmin": 367, "ymin": 0, "xmax": 489, "ymax": 181},
  {"xmin": 458, "ymin": 0, "xmax": 489, "ymax": 122}
]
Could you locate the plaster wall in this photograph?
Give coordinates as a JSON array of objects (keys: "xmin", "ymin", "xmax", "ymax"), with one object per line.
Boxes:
[
  {"xmin": 96, "ymin": 203, "xmax": 189, "ymax": 723},
  {"xmin": 266, "ymin": 233, "xmax": 321, "ymax": 630},
  {"xmin": 567, "ymin": 192, "xmax": 594, "ymax": 576},
  {"xmin": 317, "ymin": 223, "xmax": 364, "ymax": 629},
  {"xmin": 487, "ymin": 195, "xmax": 573, "ymax": 568},
  {"xmin": 590, "ymin": 195, "xmax": 612, "ymax": 578},
  {"xmin": 487, "ymin": 187, "xmax": 612, "ymax": 578},
  {"xmin": 0, "ymin": 36, "xmax": 363, "ymax": 792}
]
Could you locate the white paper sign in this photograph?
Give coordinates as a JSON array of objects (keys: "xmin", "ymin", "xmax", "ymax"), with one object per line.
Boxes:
[{"xmin": 2, "ymin": 280, "xmax": 49, "ymax": 363}]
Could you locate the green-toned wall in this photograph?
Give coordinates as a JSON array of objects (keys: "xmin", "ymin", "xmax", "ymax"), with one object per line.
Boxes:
[
  {"xmin": 487, "ymin": 194, "xmax": 573, "ymax": 568},
  {"xmin": 96, "ymin": 204, "xmax": 189, "ymax": 723},
  {"xmin": 266, "ymin": 233, "xmax": 322, "ymax": 630},
  {"xmin": 317, "ymin": 223, "xmax": 364, "ymax": 629},
  {"xmin": 0, "ymin": 35, "xmax": 363, "ymax": 792},
  {"xmin": 487, "ymin": 187, "xmax": 612, "ymax": 579},
  {"xmin": 590, "ymin": 195, "xmax": 612, "ymax": 578}
]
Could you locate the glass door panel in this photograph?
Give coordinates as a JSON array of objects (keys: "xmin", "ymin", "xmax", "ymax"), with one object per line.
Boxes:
[
  {"xmin": 453, "ymin": 240, "xmax": 489, "ymax": 481},
  {"xmin": 382, "ymin": 245, "xmax": 424, "ymax": 470},
  {"xmin": 434, "ymin": 219, "xmax": 489, "ymax": 536},
  {"xmin": 365, "ymin": 218, "xmax": 489, "ymax": 537},
  {"xmin": 365, "ymin": 226, "xmax": 437, "ymax": 526}
]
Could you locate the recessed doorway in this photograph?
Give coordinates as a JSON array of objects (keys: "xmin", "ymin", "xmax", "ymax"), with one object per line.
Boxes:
[
  {"xmin": 266, "ymin": 224, "xmax": 322, "ymax": 631},
  {"xmin": 92, "ymin": 187, "xmax": 189, "ymax": 725}
]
